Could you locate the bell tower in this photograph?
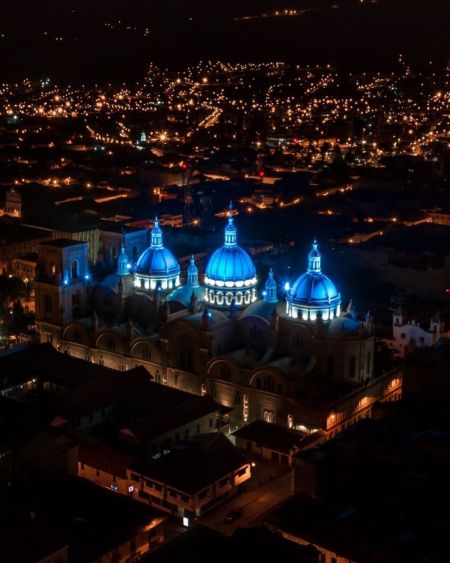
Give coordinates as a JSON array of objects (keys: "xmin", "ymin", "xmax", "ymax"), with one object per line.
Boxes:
[{"xmin": 35, "ymin": 239, "xmax": 90, "ymax": 345}]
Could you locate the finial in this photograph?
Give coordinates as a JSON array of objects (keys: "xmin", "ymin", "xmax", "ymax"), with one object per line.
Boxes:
[{"xmin": 228, "ymin": 200, "xmax": 234, "ymax": 224}]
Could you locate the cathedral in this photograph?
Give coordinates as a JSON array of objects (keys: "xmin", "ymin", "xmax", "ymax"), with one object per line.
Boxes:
[{"xmin": 35, "ymin": 211, "xmax": 401, "ymax": 436}]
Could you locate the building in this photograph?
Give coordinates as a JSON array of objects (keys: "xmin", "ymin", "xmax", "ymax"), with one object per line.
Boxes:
[
  {"xmin": 0, "ymin": 476, "xmax": 166, "ymax": 563},
  {"xmin": 143, "ymin": 524, "xmax": 319, "ymax": 563},
  {"xmin": 266, "ymin": 402, "xmax": 450, "ymax": 563},
  {"xmin": 232, "ymin": 420, "xmax": 327, "ymax": 465},
  {"xmin": 0, "ymin": 216, "xmax": 51, "ymax": 277},
  {"xmin": 99, "ymin": 222, "xmax": 149, "ymax": 271},
  {"xmin": 4, "ymin": 186, "xmax": 22, "ymax": 218},
  {"xmin": 388, "ymin": 308, "xmax": 445, "ymax": 357},
  {"xmin": 128, "ymin": 433, "xmax": 251, "ymax": 520},
  {"xmin": 34, "ymin": 212, "xmax": 402, "ymax": 437}
]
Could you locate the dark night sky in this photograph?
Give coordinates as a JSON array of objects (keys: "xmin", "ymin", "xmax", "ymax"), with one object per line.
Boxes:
[{"xmin": 0, "ymin": 0, "xmax": 448, "ymax": 83}]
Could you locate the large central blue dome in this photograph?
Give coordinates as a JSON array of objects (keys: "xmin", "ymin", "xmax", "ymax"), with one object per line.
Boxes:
[
  {"xmin": 204, "ymin": 209, "xmax": 257, "ymax": 309},
  {"xmin": 287, "ymin": 241, "xmax": 341, "ymax": 321},
  {"xmin": 206, "ymin": 245, "xmax": 256, "ymax": 282}
]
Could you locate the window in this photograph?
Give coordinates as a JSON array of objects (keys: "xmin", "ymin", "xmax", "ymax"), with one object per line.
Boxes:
[
  {"xmin": 237, "ymin": 467, "xmax": 247, "ymax": 477},
  {"xmin": 181, "ymin": 494, "xmax": 189, "ymax": 503},
  {"xmin": 106, "ymin": 338, "xmax": 115, "ymax": 353},
  {"xmin": 220, "ymin": 365, "xmax": 231, "ymax": 381},
  {"xmin": 259, "ymin": 376, "xmax": 275, "ymax": 393},
  {"xmin": 250, "ymin": 324, "xmax": 260, "ymax": 339},
  {"xmin": 209, "ymin": 418, "xmax": 213, "ymax": 429},
  {"xmin": 198, "ymin": 489, "xmax": 209, "ymax": 500},
  {"xmin": 292, "ymin": 333, "xmax": 303, "ymax": 348},
  {"xmin": 142, "ymin": 346, "xmax": 151, "ymax": 361},
  {"xmin": 401, "ymin": 332, "xmax": 406, "ymax": 339},
  {"xmin": 71, "ymin": 260, "xmax": 78, "ymax": 279},
  {"xmin": 264, "ymin": 410, "xmax": 274, "ymax": 423},
  {"xmin": 234, "ymin": 391, "xmax": 241, "ymax": 406},
  {"xmin": 44, "ymin": 295, "xmax": 53, "ymax": 313}
]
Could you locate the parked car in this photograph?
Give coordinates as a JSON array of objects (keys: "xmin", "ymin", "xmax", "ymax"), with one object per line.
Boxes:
[{"xmin": 223, "ymin": 507, "xmax": 244, "ymax": 524}]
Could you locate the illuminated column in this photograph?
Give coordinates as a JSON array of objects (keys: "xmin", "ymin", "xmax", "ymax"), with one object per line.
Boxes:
[{"xmin": 243, "ymin": 394, "xmax": 249, "ymax": 423}]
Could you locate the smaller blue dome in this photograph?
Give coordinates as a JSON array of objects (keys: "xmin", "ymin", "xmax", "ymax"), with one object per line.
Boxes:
[
  {"xmin": 291, "ymin": 272, "xmax": 338, "ymax": 303},
  {"xmin": 287, "ymin": 241, "xmax": 341, "ymax": 321},
  {"xmin": 135, "ymin": 247, "xmax": 180, "ymax": 277},
  {"xmin": 135, "ymin": 218, "xmax": 180, "ymax": 278}
]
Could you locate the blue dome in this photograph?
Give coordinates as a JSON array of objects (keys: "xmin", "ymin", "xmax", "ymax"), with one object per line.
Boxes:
[
  {"xmin": 134, "ymin": 218, "xmax": 180, "ymax": 278},
  {"xmin": 206, "ymin": 245, "xmax": 256, "ymax": 282},
  {"xmin": 205, "ymin": 211, "xmax": 256, "ymax": 283},
  {"xmin": 291, "ymin": 271, "xmax": 338, "ymax": 304},
  {"xmin": 287, "ymin": 241, "xmax": 341, "ymax": 321},
  {"xmin": 204, "ymin": 207, "xmax": 258, "ymax": 309},
  {"xmin": 135, "ymin": 247, "xmax": 180, "ymax": 277}
]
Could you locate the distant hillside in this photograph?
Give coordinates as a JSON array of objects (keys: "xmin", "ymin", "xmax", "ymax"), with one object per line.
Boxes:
[{"xmin": 0, "ymin": 0, "xmax": 448, "ymax": 83}]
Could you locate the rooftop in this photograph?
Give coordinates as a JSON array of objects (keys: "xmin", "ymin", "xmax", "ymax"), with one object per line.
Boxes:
[
  {"xmin": 130, "ymin": 433, "xmax": 248, "ymax": 494},
  {"xmin": 233, "ymin": 420, "xmax": 307, "ymax": 454},
  {"xmin": 41, "ymin": 238, "xmax": 88, "ymax": 248}
]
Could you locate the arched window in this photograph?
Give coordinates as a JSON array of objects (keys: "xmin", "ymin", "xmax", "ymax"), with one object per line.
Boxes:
[
  {"xmin": 142, "ymin": 346, "xmax": 151, "ymax": 361},
  {"xmin": 179, "ymin": 338, "xmax": 193, "ymax": 371},
  {"xmin": 250, "ymin": 324, "xmax": 260, "ymax": 339},
  {"xmin": 71, "ymin": 260, "xmax": 78, "ymax": 279},
  {"xmin": 106, "ymin": 338, "xmax": 115, "ymax": 353},
  {"xmin": 220, "ymin": 365, "xmax": 231, "ymax": 381}
]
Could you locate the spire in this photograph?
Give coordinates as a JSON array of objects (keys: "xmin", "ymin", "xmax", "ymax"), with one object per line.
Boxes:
[
  {"xmin": 189, "ymin": 290, "xmax": 198, "ymax": 313},
  {"xmin": 187, "ymin": 255, "xmax": 199, "ymax": 287},
  {"xmin": 346, "ymin": 299, "xmax": 357, "ymax": 319},
  {"xmin": 151, "ymin": 217, "xmax": 163, "ymax": 248},
  {"xmin": 307, "ymin": 240, "xmax": 321, "ymax": 273},
  {"xmin": 224, "ymin": 201, "xmax": 237, "ymax": 246},
  {"xmin": 264, "ymin": 268, "xmax": 278, "ymax": 303},
  {"xmin": 117, "ymin": 243, "xmax": 129, "ymax": 276}
]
